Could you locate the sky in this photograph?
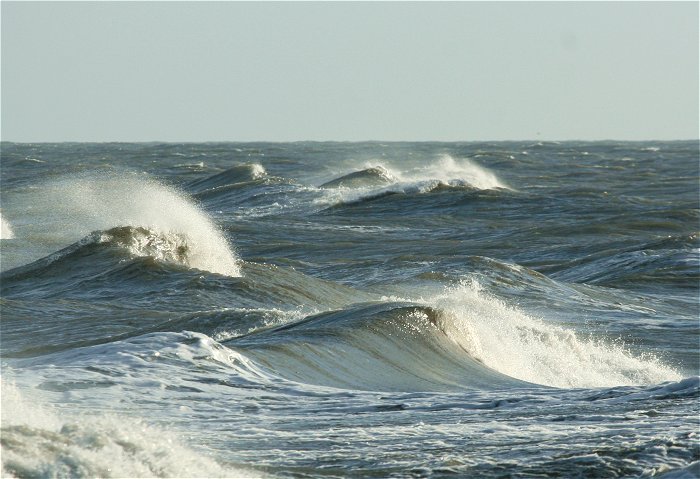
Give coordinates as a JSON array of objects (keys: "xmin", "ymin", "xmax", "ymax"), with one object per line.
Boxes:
[{"xmin": 1, "ymin": 1, "xmax": 698, "ymax": 142}]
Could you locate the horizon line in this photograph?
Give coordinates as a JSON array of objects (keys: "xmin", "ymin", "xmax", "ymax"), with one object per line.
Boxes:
[{"xmin": 2, "ymin": 138, "xmax": 699, "ymax": 145}]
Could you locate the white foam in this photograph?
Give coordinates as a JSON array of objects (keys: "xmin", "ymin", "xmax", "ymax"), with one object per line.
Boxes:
[
  {"xmin": 0, "ymin": 213, "xmax": 14, "ymax": 239},
  {"xmin": 427, "ymin": 280, "xmax": 682, "ymax": 388},
  {"xmin": 3, "ymin": 173, "xmax": 240, "ymax": 276},
  {"xmin": 0, "ymin": 378, "xmax": 254, "ymax": 478}
]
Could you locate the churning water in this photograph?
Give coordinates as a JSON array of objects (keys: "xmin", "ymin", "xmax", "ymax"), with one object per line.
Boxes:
[{"xmin": 1, "ymin": 141, "xmax": 698, "ymax": 477}]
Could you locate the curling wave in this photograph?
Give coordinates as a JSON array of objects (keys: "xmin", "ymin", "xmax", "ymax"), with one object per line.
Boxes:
[{"xmin": 227, "ymin": 281, "xmax": 682, "ymax": 391}]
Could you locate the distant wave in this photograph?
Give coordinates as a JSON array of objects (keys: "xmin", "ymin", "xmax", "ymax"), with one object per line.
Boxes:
[
  {"xmin": 186, "ymin": 163, "xmax": 267, "ymax": 193},
  {"xmin": 320, "ymin": 166, "xmax": 396, "ymax": 189},
  {"xmin": 316, "ymin": 155, "xmax": 508, "ymax": 207},
  {"xmin": 0, "ymin": 173, "xmax": 240, "ymax": 276}
]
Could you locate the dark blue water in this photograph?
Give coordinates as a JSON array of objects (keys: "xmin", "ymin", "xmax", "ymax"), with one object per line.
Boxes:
[{"xmin": 1, "ymin": 141, "xmax": 698, "ymax": 477}]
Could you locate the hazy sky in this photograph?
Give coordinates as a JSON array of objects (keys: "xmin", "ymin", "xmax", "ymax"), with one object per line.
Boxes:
[{"xmin": 1, "ymin": 1, "xmax": 698, "ymax": 142}]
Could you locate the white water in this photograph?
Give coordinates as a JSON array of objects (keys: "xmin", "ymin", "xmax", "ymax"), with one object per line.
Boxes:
[
  {"xmin": 0, "ymin": 378, "xmax": 253, "ymax": 478},
  {"xmin": 0, "ymin": 173, "xmax": 240, "ymax": 276},
  {"xmin": 428, "ymin": 280, "xmax": 682, "ymax": 388},
  {"xmin": 0, "ymin": 213, "xmax": 14, "ymax": 239},
  {"xmin": 316, "ymin": 154, "xmax": 508, "ymax": 206},
  {"xmin": 401, "ymin": 154, "xmax": 507, "ymax": 190}
]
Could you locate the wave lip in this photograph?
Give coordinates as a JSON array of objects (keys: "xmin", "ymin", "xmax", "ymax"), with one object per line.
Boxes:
[{"xmin": 426, "ymin": 280, "xmax": 683, "ymax": 389}]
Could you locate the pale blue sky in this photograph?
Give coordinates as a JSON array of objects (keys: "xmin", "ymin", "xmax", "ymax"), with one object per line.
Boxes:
[{"xmin": 1, "ymin": 1, "xmax": 698, "ymax": 142}]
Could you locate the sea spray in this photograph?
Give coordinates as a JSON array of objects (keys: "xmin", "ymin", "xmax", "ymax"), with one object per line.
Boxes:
[
  {"xmin": 429, "ymin": 280, "xmax": 682, "ymax": 388},
  {"xmin": 316, "ymin": 154, "xmax": 508, "ymax": 206},
  {"xmin": 404, "ymin": 154, "xmax": 508, "ymax": 190},
  {"xmin": 1, "ymin": 172, "xmax": 240, "ymax": 276}
]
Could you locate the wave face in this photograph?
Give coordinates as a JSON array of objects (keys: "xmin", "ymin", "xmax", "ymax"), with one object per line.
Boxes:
[{"xmin": 1, "ymin": 141, "xmax": 698, "ymax": 478}]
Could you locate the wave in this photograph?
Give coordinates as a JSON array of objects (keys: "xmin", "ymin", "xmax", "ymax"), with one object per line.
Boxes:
[
  {"xmin": 0, "ymin": 213, "xmax": 14, "ymax": 239},
  {"xmin": 233, "ymin": 302, "xmax": 531, "ymax": 392},
  {"xmin": 229, "ymin": 280, "xmax": 682, "ymax": 391},
  {"xmin": 320, "ymin": 166, "xmax": 396, "ymax": 189},
  {"xmin": 186, "ymin": 163, "xmax": 267, "ymax": 193},
  {"xmin": 0, "ymin": 173, "xmax": 240, "ymax": 276},
  {"xmin": 1, "ymin": 256, "xmax": 368, "ymax": 358},
  {"xmin": 316, "ymin": 155, "xmax": 508, "ymax": 207},
  {"xmin": 20, "ymin": 225, "xmax": 219, "ymax": 274},
  {"xmin": 0, "ymin": 378, "xmax": 252, "ymax": 478},
  {"xmin": 546, "ymin": 232, "xmax": 700, "ymax": 288}
]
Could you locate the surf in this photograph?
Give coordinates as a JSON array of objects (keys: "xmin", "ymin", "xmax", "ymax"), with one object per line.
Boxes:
[{"xmin": 0, "ymin": 376, "xmax": 253, "ymax": 478}]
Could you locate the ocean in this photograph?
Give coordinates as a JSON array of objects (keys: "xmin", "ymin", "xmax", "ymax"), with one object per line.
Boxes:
[{"xmin": 0, "ymin": 141, "xmax": 698, "ymax": 478}]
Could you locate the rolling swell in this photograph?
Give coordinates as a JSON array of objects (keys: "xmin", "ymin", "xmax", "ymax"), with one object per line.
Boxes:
[
  {"xmin": 185, "ymin": 163, "xmax": 267, "ymax": 192},
  {"xmin": 320, "ymin": 166, "xmax": 396, "ymax": 189},
  {"xmin": 545, "ymin": 232, "xmax": 700, "ymax": 288},
  {"xmin": 0, "ymin": 233, "xmax": 369, "ymax": 358}
]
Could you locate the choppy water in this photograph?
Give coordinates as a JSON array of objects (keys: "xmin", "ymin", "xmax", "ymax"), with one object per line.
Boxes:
[{"xmin": 1, "ymin": 141, "xmax": 698, "ymax": 478}]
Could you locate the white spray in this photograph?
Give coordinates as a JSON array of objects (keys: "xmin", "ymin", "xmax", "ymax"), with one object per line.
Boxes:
[
  {"xmin": 427, "ymin": 280, "xmax": 682, "ymax": 388},
  {"xmin": 2, "ymin": 172, "xmax": 240, "ymax": 276}
]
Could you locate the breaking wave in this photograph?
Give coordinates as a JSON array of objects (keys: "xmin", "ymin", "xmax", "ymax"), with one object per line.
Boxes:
[
  {"xmin": 228, "ymin": 280, "xmax": 682, "ymax": 391},
  {"xmin": 1, "ymin": 173, "xmax": 240, "ymax": 276},
  {"xmin": 317, "ymin": 155, "xmax": 508, "ymax": 206}
]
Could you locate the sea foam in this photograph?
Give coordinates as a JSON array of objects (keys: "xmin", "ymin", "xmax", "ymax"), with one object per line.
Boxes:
[{"xmin": 0, "ymin": 378, "xmax": 253, "ymax": 478}]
